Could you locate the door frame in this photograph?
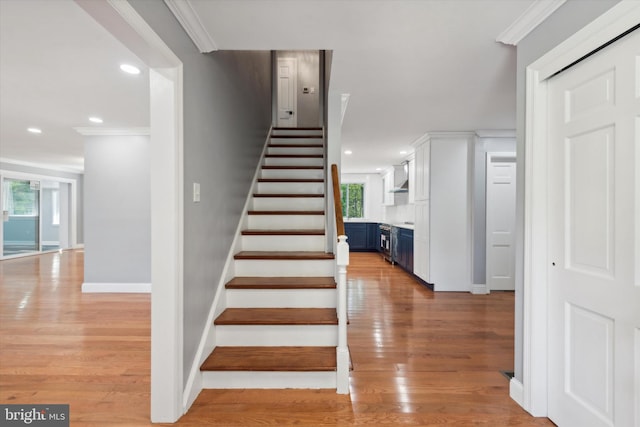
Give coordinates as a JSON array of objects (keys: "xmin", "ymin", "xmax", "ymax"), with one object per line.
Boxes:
[
  {"xmin": 520, "ymin": 1, "xmax": 640, "ymax": 417},
  {"xmin": 276, "ymin": 57, "xmax": 298, "ymax": 127},
  {"xmin": 75, "ymin": 0, "xmax": 185, "ymax": 422},
  {"xmin": 485, "ymin": 152, "xmax": 516, "ymax": 292}
]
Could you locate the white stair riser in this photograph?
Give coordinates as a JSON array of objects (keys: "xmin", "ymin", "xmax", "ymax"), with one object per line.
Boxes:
[
  {"xmin": 215, "ymin": 325, "xmax": 337, "ymax": 346},
  {"xmin": 272, "ymin": 129, "xmax": 322, "ymax": 136},
  {"xmin": 247, "ymin": 215, "xmax": 324, "ymax": 230},
  {"xmin": 234, "ymin": 259, "xmax": 334, "ymax": 277},
  {"xmin": 252, "ymin": 197, "xmax": 324, "ymax": 211},
  {"xmin": 257, "ymin": 182, "xmax": 324, "ymax": 194},
  {"xmin": 202, "ymin": 371, "xmax": 336, "ymax": 389},
  {"xmin": 261, "ymin": 169, "xmax": 324, "ymax": 180},
  {"xmin": 241, "ymin": 235, "xmax": 325, "ymax": 251},
  {"xmin": 226, "ymin": 289, "xmax": 336, "ymax": 308},
  {"xmin": 264, "ymin": 157, "xmax": 324, "ymax": 167},
  {"xmin": 268, "ymin": 146, "xmax": 323, "ymax": 156}
]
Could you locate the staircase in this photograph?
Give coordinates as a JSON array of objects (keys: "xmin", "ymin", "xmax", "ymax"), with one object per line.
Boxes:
[{"xmin": 200, "ymin": 127, "xmax": 348, "ymax": 390}]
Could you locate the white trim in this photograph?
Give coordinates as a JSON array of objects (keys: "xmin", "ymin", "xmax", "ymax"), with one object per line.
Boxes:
[
  {"xmin": 410, "ymin": 132, "xmax": 431, "ymax": 149},
  {"xmin": 73, "ymin": 127, "xmax": 150, "ymax": 136},
  {"xmin": 470, "ymin": 283, "xmax": 489, "ymax": 295},
  {"xmin": 475, "ymin": 129, "xmax": 516, "ymax": 139},
  {"xmin": 496, "ymin": 0, "xmax": 567, "ymax": 46},
  {"xmin": 0, "ymin": 158, "xmax": 83, "ymax": 174},
  {"xmin": 164, "ymin": 0, "xmax": 218, "ymax": 53},
  {"xmin": 522, "ymin": 0, "xmax": 640, "ymax": 418},
  {"xmin": 182, "ymin": 127, "xmax": 273, "ymax": 412},
  {"xmin": 82, "ymin": 282, "xmax": 151, "ymax": 293},
  {"xmin": 510, "ymin": 378, "xmax": 525, "ymax": 408},
  {"xmin": 340, "ymin": 93, "xmax": 350, "ymax": 125},
  {"xmin": 533, "ymin": 1, "xmax": 640, "ymax": 81}
]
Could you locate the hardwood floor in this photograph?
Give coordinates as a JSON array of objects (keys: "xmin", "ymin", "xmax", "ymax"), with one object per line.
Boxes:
[{"xmin": 0, "ymin": 250, "xmax": 553, "ymax": 426}]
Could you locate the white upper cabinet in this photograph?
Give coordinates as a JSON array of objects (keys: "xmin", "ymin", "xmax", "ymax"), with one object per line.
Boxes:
[{"xmin": 413, "ymin": 139, "xmax": 430, "ymax": 201}]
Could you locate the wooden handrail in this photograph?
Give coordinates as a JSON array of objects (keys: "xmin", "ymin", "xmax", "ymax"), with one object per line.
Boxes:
[{"xmin": 331, "ymin": 164, "xmax": 345, "ymax": 237}]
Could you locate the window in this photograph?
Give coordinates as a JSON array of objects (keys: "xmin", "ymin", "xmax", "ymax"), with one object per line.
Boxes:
[
  {"xmin": 2, "ymin": 179, "xmax": 39, "ymax": 216},
  {"xmin": 340, "ymin": 183, "xmax": 364, "ymax": 219}
]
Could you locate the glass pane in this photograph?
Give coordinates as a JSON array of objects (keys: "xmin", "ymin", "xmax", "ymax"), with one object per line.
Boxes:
[
  {"xmin": 340, "ymin": 184, "xmax": 348, "ymax": 218},
  {"xmin": 347, "ymin": 184, "xmax": 364, "ymax": 218},
  {"xmin": 3, "ymin": 178, "xmax": 40, "ymax": 256}
]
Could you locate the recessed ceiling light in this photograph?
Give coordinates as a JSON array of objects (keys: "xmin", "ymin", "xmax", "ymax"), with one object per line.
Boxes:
[
  {"xmin": 400, "ymin": 150, "xmax": 407, "ymax": 155},
  {"xmin": 375, "ymin": 168, "xmax": 382, "ymax": 171},
  {"xmin": 27, "ymin": 127, "xmax": 42, "ymax": 134},
  {"xmin": 89, "ymin": 117, "xmax": 103, "ymax": 124},
  {"xmin": 344, "ymin": 150, "xmax": 353, "ymax": 155},
  {"xmin": 120, "ymin": 64, "xmax": 141, "ymax": 75}
]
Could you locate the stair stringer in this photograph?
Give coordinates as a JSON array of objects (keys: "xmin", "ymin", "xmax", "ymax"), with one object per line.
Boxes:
[{"xmin": 182, "ymin": 127, "xmax": 273, "ymax": 412}]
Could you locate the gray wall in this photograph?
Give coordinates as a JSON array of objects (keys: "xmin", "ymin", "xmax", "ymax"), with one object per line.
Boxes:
[
  {"xmin": 129, "ymin": 1, "xmax": 272, "ymax": 388},
  {"xmin": 514, "ymin": 0, "xmax": 620, "ymax": 381},
  {"xmin": 83, "ymin": 135, "xmax": 150, "ymax": 283},
  {"xmin": 0, "ymin": 161, "xmax": 84, "ymax": 244},
  {"xmin": 277, "ymin": 50, "xmax": 320, "ymax": 127},
  {"xmin": 472, "ymin": 137, "xmax": 516, "ymax": 284}
]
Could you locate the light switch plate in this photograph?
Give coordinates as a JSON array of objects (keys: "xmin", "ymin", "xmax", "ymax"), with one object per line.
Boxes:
[{"xmin": 193, "ymin": 182, "xmax": 200, "ymax": 202}]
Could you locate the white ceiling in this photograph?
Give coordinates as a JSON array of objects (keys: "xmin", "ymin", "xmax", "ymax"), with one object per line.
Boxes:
[
  {"xmin": 0, "ymin": 0, "xmax": 149, "ymax": 173},
  {"xmin": 0, "ymin": 0, "xmax": 533, "ymax": 174}
]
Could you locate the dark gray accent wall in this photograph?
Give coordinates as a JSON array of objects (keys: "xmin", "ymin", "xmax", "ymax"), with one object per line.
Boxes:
[
  {"xmin": 514, "ymin": 0, "xmax": 620, "ymax": 382},
  {"xmin": 83, "ymin": 135, "xmax": 150, "ymax": 283},
  {"xmin": 0, "ymin": 162, "xmax": 84, "ymax": 244},
  {"xmin": 129, "ymin": 1, "xmax": 272, "ymax": 388}
]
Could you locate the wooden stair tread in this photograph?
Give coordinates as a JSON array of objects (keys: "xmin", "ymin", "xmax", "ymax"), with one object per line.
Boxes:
[
  {"xmin": 225, "ymin": 276, "xmax": 336, "ymax": 289},
  {"xmin": 241, "ymin": 229, "xmax": 325, "ymax": 235},
  {"xmin": 253, "ymin": 193, "xmax": 324, "ymax": 198},
  {"xmin": 257, "ymin": 178, "xmax": 324, "ymax": 183},
  {"xmin": 270, "ymin": 135, "xmax": 323, "ymax": 139},
  {"xmin": 268, "ymin": 144, "xmax": 323, "ymax": 148},
  {"xmin": 234, "ymin": 251, "xmax": 335, "ymax": 260},
  {"xmin": 201, "ymin": 346, "xmax": 336, "ymax": 372},
  {"xmin": 265, "ymin": 154, "xmax": 323, "ymax": 158},
  {"xmin": 247, "ymin": 210, "xmax": 324, "ymax": 215},
  {"xmin": 215, "ymin": 308, "xmax": 337, "ymax": 325},
  {"xmin": 262, "ymin": 165, "xmax": 323, "ymax": 170},
  {"xmin": 273, "ymin": 127, "xmax": 322, "ymax": 131}
]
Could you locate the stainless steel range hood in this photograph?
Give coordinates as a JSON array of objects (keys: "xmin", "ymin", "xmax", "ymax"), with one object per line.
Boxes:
[{"xmin": 390, "ymin": 161, "xmax": 409, "ymax": 193}]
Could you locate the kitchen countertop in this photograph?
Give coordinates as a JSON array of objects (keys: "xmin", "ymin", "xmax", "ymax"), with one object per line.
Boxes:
[{"xmin": 343, "ymin": 219, "xmax": 414, "ymax": 230}]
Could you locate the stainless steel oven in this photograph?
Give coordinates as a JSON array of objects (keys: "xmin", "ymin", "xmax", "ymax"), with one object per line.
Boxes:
[{"xmin": 379, "ymin": 223, "xmax": 393, "ymax": 263}]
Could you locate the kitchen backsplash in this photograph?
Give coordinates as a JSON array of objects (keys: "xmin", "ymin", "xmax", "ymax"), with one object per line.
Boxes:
[{"xmin": 383, "ymin": 203, "xmax": 415, "ymax": 224}]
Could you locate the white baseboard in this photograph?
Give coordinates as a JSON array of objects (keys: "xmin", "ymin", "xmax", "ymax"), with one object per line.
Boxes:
[
  {"xmin": 82, "ymin": 282, "xmax": 151, "ymax": 293},
  {"xmin": 510, "ymin": 377, "xmax": 525, "ymax": 409},
  {"xmin": 471, "ymin": 283, "xmax": 489, "ymax": 295}
]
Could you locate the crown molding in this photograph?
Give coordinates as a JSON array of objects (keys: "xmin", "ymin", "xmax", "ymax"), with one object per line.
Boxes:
[
  {"xmin": 426, "ymin": 131, "xmax": 476, "ymax": 140},
  {"xmin": 475, "ymin": 129, "xmax": 516, "ymax": 138},
  {"xmin": 164, "ymin": 0, "xmax": 217, "ymax": 53},
  {"xmin": 496, "ymin": 0, "xmax": 566, "ymax": 46},
  {"xmin": 0, "ymin": 158, "xmax": 84, "ymax": 174},
  {"xmin": 410, "ymin": 132, "xmax": 431, "ymax": 148},
  {"xmin": 73, "ymin": 127, "xmax": 150, "ymax": 136}
]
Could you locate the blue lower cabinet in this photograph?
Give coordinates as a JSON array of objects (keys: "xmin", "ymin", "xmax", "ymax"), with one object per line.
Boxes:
[
  {"xmin": 394, "ymin": 227, "xmax": 414, "ymax": 273},
  {"xmin": 344, "ymin": 223, "xmax": 380, "ymax": 252}
]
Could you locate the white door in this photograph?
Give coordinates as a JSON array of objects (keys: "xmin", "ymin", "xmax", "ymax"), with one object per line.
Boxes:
[
  {"xmin": 548, "ymin": 29, "xmax": 639, "ymax": 427},
  {"xmin": 277, "ymin": 58, "xmax": 297, "ymax": 127},
  {"xmin": 485, "ymin": 153, "xmax": 516, "ymax": 291}
]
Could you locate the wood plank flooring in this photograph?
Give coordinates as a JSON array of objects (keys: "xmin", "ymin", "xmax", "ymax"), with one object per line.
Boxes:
[{"xmin": 0, "ymin": 250, "xmax": 553, "ymax": 426}]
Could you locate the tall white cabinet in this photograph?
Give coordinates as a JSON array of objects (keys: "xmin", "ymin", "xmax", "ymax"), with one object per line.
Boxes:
[{"xmin": 412, "ymin": 132, "xmax": 473, "ymax": 292}]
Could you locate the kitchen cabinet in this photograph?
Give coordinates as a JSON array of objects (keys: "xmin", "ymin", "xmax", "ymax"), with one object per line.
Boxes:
[
  {"xmin": 413, "ymin": 139, "xmax": 430, "ymax": 202},
  {"xmin": 392, "ymin": 226, "xmax": 414, "ymax": 273},
  {"xmin": 344, "ymin": 222, "xmax": 379, "ymax": 252}
]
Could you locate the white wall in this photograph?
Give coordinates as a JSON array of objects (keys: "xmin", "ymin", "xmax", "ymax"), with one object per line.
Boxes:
[
  {"xmin": 341, "ymin": 173, "xmax": 383, "ymax": 221},
  {"xmin": 83, "ymin": 135, "xmax": 150, "ymax": 284}
]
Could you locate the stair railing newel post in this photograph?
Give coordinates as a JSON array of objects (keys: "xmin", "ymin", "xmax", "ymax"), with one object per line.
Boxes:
[{"xmin": 336, "ymin": 234, "xmax": 349, "ymax": 394}]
